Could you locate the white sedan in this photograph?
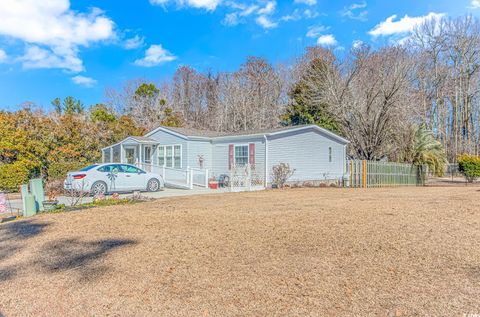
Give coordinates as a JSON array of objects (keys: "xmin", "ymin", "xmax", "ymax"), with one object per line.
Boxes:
[{"xmin": 64, "ymin": 163, "xmax": 165, "ymax": 196}]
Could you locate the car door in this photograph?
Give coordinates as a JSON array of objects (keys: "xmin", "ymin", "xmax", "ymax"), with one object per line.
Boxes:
[
  {"xmin": 99, "ymin": 164, "xmax": 128, "ymax": 192},
  {"xmin": 119, "ymin": 164, "xmax": 146, "ymax": 190}
]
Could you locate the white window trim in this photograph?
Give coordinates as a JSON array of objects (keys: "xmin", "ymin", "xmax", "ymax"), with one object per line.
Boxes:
[
  {"xmin": 234, "ymin": 144, "xmax": 249, "ymax": 167},
  {"xmin": 158, "ymin": 144, "xmax": 182, "ymax": 169}
]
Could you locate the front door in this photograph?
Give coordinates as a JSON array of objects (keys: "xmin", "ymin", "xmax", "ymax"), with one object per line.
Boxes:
[
  {"xmin": 119, "ymin": 164, "xmax": 146, "ymax": 190},
  {"xmin": 125, "ymin": 147, "xmax": 136, "ymax": 164},
  {"xmin": 144, "ymin": 146, "xmax": 152, "ymax": 164}
]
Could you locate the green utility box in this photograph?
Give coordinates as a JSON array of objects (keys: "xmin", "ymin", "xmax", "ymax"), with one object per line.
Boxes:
[
  {"xmin": 29, "ymin": 178, "xmax": 45, "ymax": 212},
  {"xmin": 23, "ymin": 194, "xmax": 37, "ymax": 217}
]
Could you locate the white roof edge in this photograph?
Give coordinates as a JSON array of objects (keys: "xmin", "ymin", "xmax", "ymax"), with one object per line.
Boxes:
[
  {"xmin": 268, "ymin": 125, "xmax": 349, "ymax": 144},
  {"xmin": 145, "ymin": 125, "xmax": 349, "ymax": 144},
  {"xmin": 145, "ymin": 127, "xmax": 189, "ymax": 140},
  {"xmin": 101, "ymin": 136, "xmax": 159, "ymax": 150},
  {"xmin": 212, "ymin": 125, "xmax": 349, "ymax": 144}
]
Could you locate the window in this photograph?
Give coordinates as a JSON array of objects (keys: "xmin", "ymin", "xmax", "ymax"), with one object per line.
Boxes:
[
  {"xmin": 158, "ymin": 146, "xmax": 165, "ymax": 166},
  {"xmin": 80, "ymin": 165, "xmax": 98, "ymax": 172},
  {"xmin": 98, "ymin": 164, "xmax": 120, "ymax": 173},
  {"xmin": 174, "ymin": 145, "xmax": 181, "ymax": 168},
  {"xmin": 157, "ymin": 145, "xmax": 182, "ymax": 169},
  {"xmin": 235, "ymin": 145, "xmax": 249, "ymax": 166},
  {"xmin": 328, "ymin": 147, "xmax": 332, "ymax": 162},
  {"xmin": 120, "ymin": 165, "xmax": 142, "ymax": 173},
  {"xmin": 166, "ymin": 146, "xmax": 173, "ymax": 167}
]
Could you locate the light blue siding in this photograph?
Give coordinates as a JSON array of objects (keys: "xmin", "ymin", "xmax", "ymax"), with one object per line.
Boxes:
[
  {"xmin": 267, "ymin": 128, "xmax": 346, "ymax": 182},
  {"xmin": 187, "ymin": 140, "xmax": 213, "ymax": 170},
  {"xmin": 211, "ymin": 137, "xmax": 265, "ymax": 179},
  {"xmin": 148, "ymin": 129, "xmax": 188, "ymax": 168},
  {"xmin": 107, "ymin": 125, "xmax": 348, "ymax": 185}
]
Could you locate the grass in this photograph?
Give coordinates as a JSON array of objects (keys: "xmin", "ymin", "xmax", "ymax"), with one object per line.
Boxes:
[{"xmin": 0, "ymin": 187, "xmax": 479, "ymax": 316}]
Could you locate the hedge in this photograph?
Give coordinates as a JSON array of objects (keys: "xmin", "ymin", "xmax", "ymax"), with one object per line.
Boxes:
[
  {"xmin": 47, "ymin": 161, "xmax": 88, "ymax": 180},
  {"xmin": 0, "ymin": 161, "xmax": 30, "ymax": 192},
  {"xmin": 457, "ymin": 154, "xmax": 480, "ymax": 183}
]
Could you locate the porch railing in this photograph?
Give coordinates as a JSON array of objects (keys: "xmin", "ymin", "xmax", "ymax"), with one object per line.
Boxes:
[{"xmin": 137, "ymin": 163, "xmax": 209, "ymax": 189}]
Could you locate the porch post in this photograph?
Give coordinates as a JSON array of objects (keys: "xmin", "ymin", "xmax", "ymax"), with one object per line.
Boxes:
[
  {"xmin": 109, "ymin": 147, "xmax": 113, "ymax": 163},
  {"xmin": 120, "ymin": 144, "xmax": 124, "ymax": 163},
  {"xmin": 205, "ymin": 169, "xmax": 209, "ymax": 188}
]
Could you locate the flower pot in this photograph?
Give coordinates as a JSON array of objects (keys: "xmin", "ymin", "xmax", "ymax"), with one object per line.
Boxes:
[
  {"xmin": 43, "ymin": 200, "xmax": 59, "ymax": 211},
  {"xmin": 209, "ymin": 181, "xmax": 218, "ymax": 189}
]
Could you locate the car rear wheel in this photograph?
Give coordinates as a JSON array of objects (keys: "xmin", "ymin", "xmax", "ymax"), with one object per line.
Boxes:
[
  {"xmin": 147, "ymin": 179, "xmax": 160, "ymax": 192},
  {"xmin": 91, "ymin": 181, "xmax": 107, "ymax": 196}
]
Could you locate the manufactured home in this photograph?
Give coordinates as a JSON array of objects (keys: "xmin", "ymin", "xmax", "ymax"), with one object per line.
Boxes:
[{"xmin": 101, "ymin": 125, "xmax": 349, "ymax": 189}]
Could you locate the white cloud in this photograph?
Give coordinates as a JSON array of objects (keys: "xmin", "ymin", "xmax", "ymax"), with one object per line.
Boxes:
[
  {"xmin": 0, "ymin": 49, "xmax": 6, "ymax": 62},
  {"xmin": 303, "ymin": 9, "xmax": 320, "ymax": 19},
  {"xmin": 294, "ymin": 0, "xmax": 316, "ymax": 5},
  {"xmin": 134, "ymin": 44, "xmax": 177, "ymax": 67},
  {"xmin": 369, "ymin": 12, "xmax": 445, "ymax": 37},
  {"xmin": 470, "ymin": 0, "xmax": 480, "ymax": 9},
  {"xmin": 150, "ymin": 0, "xmax": 221, "ymax": 11},
  {"xmin": 281, "ymin": 9, "xmax": 302, "ymax": 22},
  {"xmin": 222, "ymin": 4, "xmax": 259, "ymax": 26},
  {"xmin": 306, "ymin": 25, "xmax": 330, "ymax": 38},
  {"xmin": 341, "ymin": 1, "xmax": 368, "ymax": 21},
  {"xmin": 223, "ymin": 1, "xmax": 279, "ymax": 29},
  {"xmin": 124, "ymin": 35, "xmax": 145, "ymax": 49},
  {"xmin": 0, "ymin": 0, "xmax": 115, "ymax": 72},
  {"xmin": 72, "ymin": 75, "xmax": 97, "ymax": 87},
  {"xmin": 255, "ymin": 15, "xmax": 278, "ymax": 29},
  {"xmin": 352, "ymin": 39, "xmax": 363, "ymax": 48},
  {"xmin": 18, "ymin": 46, "xmax": 83, "ymax": 72},
  {"xmin": 317, "ymin": 34, "xmax": 337, "ymax": 46},
  {"xmin": 258, "ymin": 1, "xmax": 276, "ymax": 15}
]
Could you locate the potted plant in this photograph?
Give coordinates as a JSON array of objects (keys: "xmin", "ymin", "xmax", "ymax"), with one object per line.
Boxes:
[
  {"xmin": 43, "ymin": 179, "xmax": 63, "ymax": 211},
  {"xmin": 208, "ymin": 176, "xmax": 218, "ymax": 189},
  {"xmin": 43, "ymin": 189, "xmax": 60, "ymax": 211}
]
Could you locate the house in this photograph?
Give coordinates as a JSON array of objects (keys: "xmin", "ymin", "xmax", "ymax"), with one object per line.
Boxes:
[{"xmin": 101, "ymin": 124, "xmax": 349, "ymax": 189}]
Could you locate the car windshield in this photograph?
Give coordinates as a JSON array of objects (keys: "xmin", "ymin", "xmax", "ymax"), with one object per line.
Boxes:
[{"xmin": 80, "ymin": 165, "xmax": 98, "ymax": 172}]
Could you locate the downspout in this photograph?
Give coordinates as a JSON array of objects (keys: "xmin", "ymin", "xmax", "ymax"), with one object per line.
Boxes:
[{"xmin": 264, "ymin": 135, "xmax": 268, "ymax": 187}]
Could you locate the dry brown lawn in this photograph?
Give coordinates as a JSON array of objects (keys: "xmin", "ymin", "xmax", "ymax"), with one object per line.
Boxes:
[{"xmin": 1, "ymin": 187, "xmax": 479, "ymax": 316}]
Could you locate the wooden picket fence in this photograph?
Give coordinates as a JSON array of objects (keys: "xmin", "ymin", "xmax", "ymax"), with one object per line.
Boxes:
[{"xmin": 347, "ymin": 160, "xmax": 425, "ymax": 188}]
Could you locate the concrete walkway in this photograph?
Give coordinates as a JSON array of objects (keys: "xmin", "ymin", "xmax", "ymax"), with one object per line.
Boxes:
[{"xmin": 6, "ymin": 187, "xmax": 229, "ymax": 213}]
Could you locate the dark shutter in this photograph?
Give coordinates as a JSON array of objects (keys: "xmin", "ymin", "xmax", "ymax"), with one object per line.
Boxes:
[
  {"xmin": 229, "ymin": 144, "xmax": 234, "ymax": 170},
  {"xmin": 249, "ymin": 143, "xmax": 255, "ymax": 166}
]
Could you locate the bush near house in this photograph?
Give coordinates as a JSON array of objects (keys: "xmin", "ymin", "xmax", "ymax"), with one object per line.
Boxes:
[
  {"xmin": 0, "ymin": 161, "xmax": 30, "ymax": 192},
  {"xmin": 457, "ymin": 154, "xmax": 480, "ymax": 183},
  {"xmin": 47, "ymin": 161, "xmax": 88, "ymax": 180},
  {"xmin": 271, "ymin": 163, "xmax": 295, "ymax": 188}
]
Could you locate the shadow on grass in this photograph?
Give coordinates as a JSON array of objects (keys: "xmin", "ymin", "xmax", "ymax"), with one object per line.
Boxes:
[
  {"xmin": 0, "ymin": 219, "xmax": 50, "ymax": 243},
  {"xmin": 34, "ymin": 238, "xmax": 137, "ymax": 282},
  {"xmin": 0, "ymin": 219, "xmax": 51, "ymax": 280}
]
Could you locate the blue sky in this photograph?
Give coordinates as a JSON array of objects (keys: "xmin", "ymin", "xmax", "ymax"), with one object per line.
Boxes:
[{"xmin": 0, "ymin": 0, "xmax": 477, "ymax": 110}]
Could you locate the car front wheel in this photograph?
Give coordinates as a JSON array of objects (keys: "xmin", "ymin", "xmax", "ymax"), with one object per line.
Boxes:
[
  {"xmin": 91, "ymin": 181, "xmax": 107, "ymax": 196},
  {"xmin": 147, "ymin": 179, "xmax": 160, "ymax": 192}
]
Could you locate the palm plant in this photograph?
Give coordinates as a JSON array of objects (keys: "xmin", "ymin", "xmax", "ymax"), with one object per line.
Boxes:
[{"xmin": 406, "ymin": 124, "xmax": 447, "ymax": 177}]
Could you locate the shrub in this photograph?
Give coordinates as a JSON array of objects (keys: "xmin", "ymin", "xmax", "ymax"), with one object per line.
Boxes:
[
  {"xmin": 0, "ymin": 161, "xmax": 30, "ymax": 192},
  {"xmin": 458, "ymin": 154, "xmax": 480, "ymax": 183},
  {"xmin": 271, "ymin": 163, "xmax": 295, "ymax": 188},
  {"xmin": 47, "ymin": 161, "xmax": 87, "ymax": 180}
]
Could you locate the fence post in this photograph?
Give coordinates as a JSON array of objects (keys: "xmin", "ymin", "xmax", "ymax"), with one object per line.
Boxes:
[
  {"xmin": 362, "ymin": 160, "xmax": 367, "ymax": 188},
  {"xmin": 189, "ymin": 168, "xmax": 194, "ymax": 189},
  {"xmin": 205, "ymin": 169, "xmax": 209, "ymax": 188}
]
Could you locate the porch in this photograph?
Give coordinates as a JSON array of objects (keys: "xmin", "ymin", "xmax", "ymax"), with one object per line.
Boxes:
[{"xmin": 101, "ymin": 136, "xmax": 209, "ymax": 190}]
